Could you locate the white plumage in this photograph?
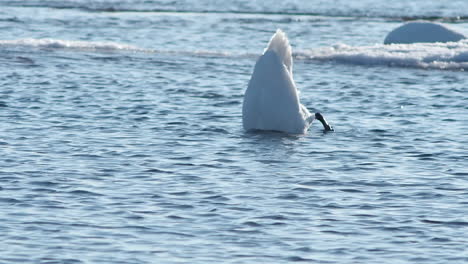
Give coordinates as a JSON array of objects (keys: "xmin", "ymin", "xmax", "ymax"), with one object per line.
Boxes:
[{"xmin": 242, "ymin": 29, "xmax": 314, "ymax": 134}]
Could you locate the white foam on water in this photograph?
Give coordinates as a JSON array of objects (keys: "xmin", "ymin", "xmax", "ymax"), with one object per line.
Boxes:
[
  {"xmin": 2, "ymin": 37, "xmax": 467, "ymax": 71},
  {"xmin": 0, "ymin": 38, "xmax": 146, "ymax": 52},
  {"xmin": 298, "ymin": 40, "xmax": 468, "ymax": 70},
  {"xmin": 0, "ymin": 38, "xmax": 249, "ymax": 59}
]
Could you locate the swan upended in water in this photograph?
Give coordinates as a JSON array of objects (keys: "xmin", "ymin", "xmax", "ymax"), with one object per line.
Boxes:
[{"xmin": 242, "ymin": 29, "xmax": 333, "ymax": 134}]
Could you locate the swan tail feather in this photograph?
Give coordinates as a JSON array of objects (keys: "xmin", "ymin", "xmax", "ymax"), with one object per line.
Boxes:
[{"xmin": 264, "ymin": 29, "xmax": 293, "ymax": 75}]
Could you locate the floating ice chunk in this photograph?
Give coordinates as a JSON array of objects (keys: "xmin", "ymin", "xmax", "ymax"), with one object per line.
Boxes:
[{"xmin": 384, "ymin": 21, "xmax": 466, "ymax": 44}]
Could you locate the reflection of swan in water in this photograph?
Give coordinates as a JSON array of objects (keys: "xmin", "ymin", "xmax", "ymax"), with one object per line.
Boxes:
[
  {"xmin": 242, "ymin": 29, "xmax": 333, "ymax": 134},
  {"xmin": 384, "ymin": 21, "xmax": 466, "ymax": 44}
]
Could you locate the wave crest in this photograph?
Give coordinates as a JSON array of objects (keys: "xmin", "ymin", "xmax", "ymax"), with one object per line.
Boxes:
[
  {"xmin": 297, "ymin": 41, "xmax": 468, "ymax": 70},
  {"xmin": 1, "ymin": 38, "xmax": 467, "ymax": 70},
  {"xmin": 0, "ymin": 38, "xmax": 144, "ymax": 52}
]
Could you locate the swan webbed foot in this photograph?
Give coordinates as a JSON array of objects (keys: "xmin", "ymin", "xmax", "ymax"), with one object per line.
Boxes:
[{"xmin": 315, "ymin": 113, "xmax": 334, "ymax": 132}]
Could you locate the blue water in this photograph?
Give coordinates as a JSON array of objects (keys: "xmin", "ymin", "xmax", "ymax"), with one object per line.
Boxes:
[{"xmin": 1, "ymin": 1, "xmax": 468, "ymax": 263}]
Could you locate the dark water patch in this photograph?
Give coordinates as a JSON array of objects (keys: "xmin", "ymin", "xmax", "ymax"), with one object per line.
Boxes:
[
  {"xmin": 231, "ymin": 254, "xmax": 279, "ymax": 261},
  {"xmin": 176, "ymin": 175, "xmax": 203, "ymax": 182},
  {"xmin": 29, "ymin": 180, "xmax": 59, "ymax": 187},
  {"xmin": 242, "ymin": 221, "xmax": 262, "ymax": 227},
  {"xmin": 357, "ymin": 162, "xmax": 376, "ymax": 166},
  {"xmin": 71, "ymin": 154, "xmax": 102, "ymax": 159},
  {"xmin": 398, "ymin": 120, "xmax": 418, "ymax": 126},
  {"xmin": 203, "ymin": 195, "xmax": 230, "ymax": 202},
  {"xmin": 195, "ymin": 92, "xmax": 224, "ymax": 99},
  {"xmin": 89, "ymin": 55, "xmax": 133, "ymax": 63},
  {"xmin": 292, "ymin": 187, "xmax": 316, "ymax": 192},
  {"xmin": 129, "ymin": 153, "xmax": 151, "ymax": 158},
  {"xmin": 0, "ymin": 17, "xmax": 23, "ymax": 23},
  {"xmin": 144, "ymin": 168, "xmax": 174, "ymax": 174},
  {"xmin": 200, "ymin": 114, "xmax": 230, "ymax": 121},
  {"xmin": 199, "ymin": 163, "xmax": 223, "ymax": 169},
  {"xmin": 255, "ymin": 159, "xmax": 287, "ymax": 164},
  {"xmin": 435, "ymin": 186, "xmax": 465, "ymax": 191},
  {"xmin": 165, "ymin": 214, "xmax": 190, "ymax": 220},
  {"xmin": 277, "ymin": 193, "xmax": 300, "ymax": 200},
  {"xmin": 0, "ymin": 257, "xmax": 32, "ymax": 263},
  {"xmin": 339, "ymin": 188, "xmax": 366, "ymax": 193},
  {"xmin": 351, "ymin": 180, "xmax": 394, "ymax": 187},
  {"xmin": 150, "ymin": 231, "xmax": 195, "ymax": 238},
  {"xmin": 124, "ymin": 214, "xmax": 145, "ymax": 220},
  {"xmin": 408, "ymin": 256, "xmax": 432, "ymax": 262},
  {"xmin": 323, "ymin": 203, "xmax": 345, "ymax": 209},
  {"xmin": 369, "ymin": 128, "xmax": 391, "ymax": 134},
  {"xmin": 213, "ymin": 100, "xmax": 240, "ymax": 107},
  {"xmin": 451, "ymin": 172, "xmax": 468, "ymax": 176},
  {"xmin": 15, "ymin": 56, "xmax": 35, "ymax": 64},
  {"xmin": 358, "ymin": 204, "xmax": 379, "ymax": 210},
  {"xmin": 131, "ymin": 210, "xmax": 157, "ymax": 215},
  {"xmin": 228, "ymin": 227, "xmax": 264, "ymax": 234},
  {"xmin": 172, "ymin": 162, "xmax": 196, "ymax": 167},
  {"xmin": 168, "ymin": 191, "xmax": 190, "ymax": 196},
  {"xmin": 0, "ymin": 197, "xmax": 21, "ymax": 204},
  {"xmin": 122, "ymin": 225, "xmax": 153, "ymax": 231},
  {"xmin": 442, "ymin": 118, "xmax": 457, "ymax": 122},
  {"xmin": 226, "ymin": 206, "xmax": 255, "ymax": 212},
  {"xmin": 380, "ymin": 226, "xmax": 415, "ymax": 232},
  {"xmin": 287, "ymin": 256, "xmax": 316, "ymax": 262},
  {"xmin": 222, "ymin": 17, "xmax": 312, "ymax": 24},
  {"xmin": 378, "ymin": 192, "xmax": 409, "ymax": 199},
  {"xmin": 256, "ymin": 214, "xmax": 289, "ymax": 221},
  {"xmin": 68, "ymin": 223, "xmax": 119, "ymax": 229},
  {"xmin": 294, "ymin": 247, "xmax": 315, "ymax": 253},
  {"xmin": 270, "ymin": 222, "xmax": 287, "ymax": 226},
  {"xmin": 132, "ymin": 116, "xmax": 149, "ymax": 121},
  {"xmin": 300, "ymin": 179, "xmax": 340, "ymax": 187},
  {"xmin": 68, "ymin": 190, "xmax": 103, "ymax": 196},
  {"xmin": 421, "ymin": 219, "xmax": 468, "ymax": 227},
  {"xmin": 22, "ymin": 220, "xmax": 63, "ymax": 226},
  {"xmin": 201, "ymin": 127, "xmax": 229, "ymax": 134},
  {"xmin": 195, "ymin": 212, "xmax": 219, "ymax": 218},
  {"xmin": 213, "ymin": 158, "xmax": 234, "ymax": 163},
  {"xmin": 413, "ymin": 191, "xmax": 445, "ymax": 199},
  {"xmin": 163, "ymin": 121, "xmax": 188, "ymax": 126},
  {"xmin": 430, "ymin": 237, "xmax": 451, "ymax": 242},
  {"xmin": 409, "ymin": 153, "xmax": 436, "ymax": 161},
  {"xmin": 170, "ymin": 156, "xmax": 193, "ymax": 161},
  {"xmin": 158, "ymin": 202, "xmax": 195, "ymax": 210},
  {"xmin": 352, "ymin": 214, "xmax": 378, "ymax": 218},
  {"xmin": 37, "ymin": 258, "xmax": 83, "ymax": 264},
  {"xmin": 32, "ymin": 188, "xmax": 58, "ymax": 194},
  {"xmin": 322, "ymin": 230, "xmax": 366, "ymax": 236}
]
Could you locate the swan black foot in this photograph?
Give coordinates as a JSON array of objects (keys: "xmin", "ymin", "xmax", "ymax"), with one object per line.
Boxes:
[{"xmin": 315, "ymin": 113, "xmax": 334, "ymax": 131}]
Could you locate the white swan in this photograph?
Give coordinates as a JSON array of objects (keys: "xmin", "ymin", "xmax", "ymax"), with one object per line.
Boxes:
[{"xmin": 242, "ymin": 29, "xmax": 332, "ymax": 134}]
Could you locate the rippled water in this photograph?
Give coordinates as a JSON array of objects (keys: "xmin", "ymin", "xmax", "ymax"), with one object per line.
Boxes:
[{"xmin": 1, "ymin": 1, "xmax": 468, "ymax": 263}]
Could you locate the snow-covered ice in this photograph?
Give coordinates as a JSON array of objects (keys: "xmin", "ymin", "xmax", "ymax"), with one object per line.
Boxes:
[{"xmin": 384, "ymin": 21, "xmax": 465, "ymax": 44}]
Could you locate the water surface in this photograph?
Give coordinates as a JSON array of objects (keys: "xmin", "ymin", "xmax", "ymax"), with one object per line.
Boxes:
[{"xmin": 1, "ymin": 1, "xmax": 468, "ymax": 263}]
